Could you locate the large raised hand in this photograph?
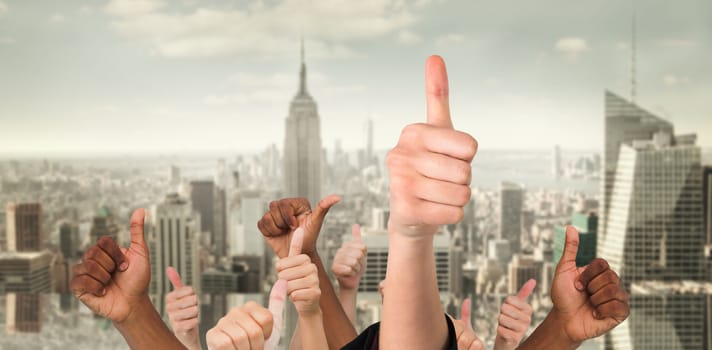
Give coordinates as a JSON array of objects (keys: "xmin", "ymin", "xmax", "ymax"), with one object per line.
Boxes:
[
  {"xmin": 70, "ymin": 209, "xmax": 185, "ymax": 349},
  {"xmin": 386, "ymin": 56, "xmax": 477, "ymax": 237},
  {"xmin": 551, "ymin": 226, "xmax": 629, "ymax": 341},
  {"xmin": 519, "ymin": 226, "xmax": 629, "ymax": 350},
  {"xmin": 494, "ymin": 279, "xmax": 536, "ymax": 350},
  {"xmin": 71, "ymin": 209, "xmax": 150, "ymax": 322},
  {"xmin": 382, "ymin": 55, "xmax": 477, "ymax": 350},
  {"xmin": 166, "ymin": 267, "xmax": 201, "ymax": 350},
  {"xmin": 258, "ymin": 195, "xmax": 340, "ymax": 259}
]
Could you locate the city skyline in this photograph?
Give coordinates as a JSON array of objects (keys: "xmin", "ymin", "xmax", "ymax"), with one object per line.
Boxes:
[{"xmin": 0, "ymin": 0, "xmax": 710, "ymax": 156}]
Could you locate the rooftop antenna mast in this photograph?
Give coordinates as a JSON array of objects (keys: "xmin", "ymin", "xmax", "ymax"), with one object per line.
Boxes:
[{"xmin": 631, "ymin": 1, "xmax": 637, "ymax": 104}]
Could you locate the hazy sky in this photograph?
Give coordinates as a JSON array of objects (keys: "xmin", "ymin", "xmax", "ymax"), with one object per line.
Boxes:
[{"xmin": 0, "ymin": 0, "xmax": 710, "ymax": 156}]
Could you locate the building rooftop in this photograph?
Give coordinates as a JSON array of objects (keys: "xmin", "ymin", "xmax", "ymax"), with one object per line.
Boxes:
[
  {"xmin": 631, "ymin": 280, "xmax": 712, "ymax": 295},
  {"xmin": 0, "ymin": 251, "xmax": 51, "ymax": 260}
]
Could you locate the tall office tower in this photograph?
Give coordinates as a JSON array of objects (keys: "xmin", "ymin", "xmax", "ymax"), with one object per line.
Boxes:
[
  {"xmin": 599, "ymin": 133, "xmax": 705, "ymax": 285},
  {"xmin": 704, "ymin": 166, "xmax": 712, "ymax": 280},
  {"xmin": 552, "ymin": 145, "xmax": 562, "ymax": 177},
  {"xmin": 5, "ymin": 203, "xmax": 42, "ymax": 252},
  {"xmin": 507, "ymin": 254, "xmax": 539, "ymax": 295},
  {"xmin": 170, "ymin": 165, "xmax": 181, "ymax": 188},
  {"xmin": 0, "ymin": 207, "xmax": 5, "ymax": 252},
  {"xmin": 283, "ymin": 40, "xmax": 322, "ymax": 207},
  {"xmin": 499, "ymin": 182, "xmax": 524, "ymax": 254},
  {"xmin": 553, "ymin": 212, "xmax": 598, "ymax": 267},
  {"xmin": 149, "ymin": 194, "xmax": 201, "ymax": 318},
  {"xmin": 371, "ymin": 208, "xmax": 390, "ymax": 231},
  {"xmin": 359, "ymin": 228, "xmax": 451, "ymax": 293},
  {"xmin": 59, "ymin": 222, "xmax": 79, "ymax": 260},
  {"xmin": 190, "ymin": 180, "xmax": 227, "ymax": 257},
  {"xmin": 89, "ymin": 207, "xmax": 119, "ymax": 244},
  {"xmin": 607, "ymin": 280, "xmax": 712, "ymax": 350},
  {"xmin": 602, "ymin": 91, "xmax": 673, "ymax": 234},
  {"xmin": 5, "ymin": 294, "xmax": 43, "ymax": 334},
  {"xmin": 237, "ymin": 191, "xmax": 265, "ymax": 256},
  {"xmin": 450, "ymin": 246, "xmax": 464, "ymax": 299},
  {"xmin": 488, "ymin": 239, "xmax": 512, "ymax": 271},
  {"xmin": 365, "ymin": 118, "xmax": 374, "ymax": 163},
  {"xmin": 0, "ymin": 251, "xmax": 53, "ymax": 293}
]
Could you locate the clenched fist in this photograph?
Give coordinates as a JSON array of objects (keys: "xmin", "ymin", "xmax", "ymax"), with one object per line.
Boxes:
[
  {"xmin": 276, "ymin": 228, "xmax": 322, "ymax": 316},
  {"xmin": 495, "ymin": 279, "xmax": 536, "ymax": 350},
  {"xmin": 386, "ymin": 56, "xmax": 477, "ymax": 237}
]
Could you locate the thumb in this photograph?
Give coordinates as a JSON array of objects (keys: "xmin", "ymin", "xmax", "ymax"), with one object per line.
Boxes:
[
  {"xmin": 557, "ymin": 225, "xmax": 580, "ymax": 271},
  {"xmin": 166, "ymin": 266, "xmax": 184, "ymax": 289},
  {"xmin": 352, "ymin": 224, "xmax": 362, "ymax": 242},
  {"xmin": 288, "ymin": 227, "xmax": 305, "ymax": 257},
  {"xmin": 311, "ymin": 194, "xmax": 341, "ymax": 223},
  {"xmin": 265, "ymin": 279, "xmax": 287, "ymax": 350},
  {"xmin": 425, "ymin": 55, "xmax": 453, "ymax": 129},
  {"xmin": 129, "ymin": 208, "xmax": 148, "ymax": 253},
  {"xmin": 460, "ymin": 298, "xmax": 473, "ymax": 331},
  {"xmin": 516, "ymin": 278, "xmax": 537, "ymax": 300}
]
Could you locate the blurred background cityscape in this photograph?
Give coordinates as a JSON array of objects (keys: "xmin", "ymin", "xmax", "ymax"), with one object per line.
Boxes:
[{"xmin": 1, "ymin": 0, "xmax": 711, "ymax": 349}]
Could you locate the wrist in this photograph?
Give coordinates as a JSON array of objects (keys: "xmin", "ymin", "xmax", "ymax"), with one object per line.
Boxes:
[
  {"xmin": 298, "ymin": 308, "xmax": 323, "ymax": 320},
  {"xmin": 529, "ymin": 310, "xmax": 580, "ymax": 350},
  {"xmin": 113, "ymin": 294, "xmax": 156, "ymax": 330},
  {"xmin": 338, "ymin": 285, "xmax": 358, "ymax": 296}
]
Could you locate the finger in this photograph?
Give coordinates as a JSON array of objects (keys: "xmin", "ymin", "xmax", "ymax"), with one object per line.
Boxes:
[
  {"xmin": 218, "ymin": 321, "xmax": 250, "ymax": 350},
  {"xmin": 97, "ymin": 236, "xmax": 127, "ymax": 271},
  {"xmin": 268, "ymin": 201, "xmax": 290, "ymax": 231},
  {"xmin": 460, "ymin": 298, "xmax": 473, "ymax": 331},
  {"xmin": 277, "ymin": 258, "xmax": 315, "ymax": 280},
  {"xmin": 265, "ymin": 279, "xmax": 287, "ymax": 350},
  {"xmin": 352, "ymin": 224, "xmax": 361, "ymax": 242},
  {"xmin": 259, "ymin": 215, "xmax": 285, "ymax": 237},
  {"xmin": 586, "ymin": 268, "xmax": 621, "ymax": 295},
  {"xmin": 577, "ymin": 258, "xmax": 611, "ymax": 292},
  {"xmin": 129, "ymin": 208, "xmax": 147, "ymax": 252},
  {"xmin": 425, "ymin": 55, "xmax": 453, "ymax": 129},
  {"xmin": 169, "ymin": 305, "xmax": 199, "ymax": 322},
  {"xmin": 557, "ymin": 225, "xmax": 579, "ymax": 271},
  {"xmin": 499, "ymin": 302, "xmax": 531, "ymax": 321},
  {"xmin": 516, "ymin": 279, "xmax": 537, "ymax": 300},
  {"xmin": 413, "ymin": 176, "xmax": 471, "ymax": 207},
  {"xmin": 311, "ymin": 194, "xmax": 341, "ymax": 223},
  {"xmin": 243, "ymin": 301, "xmax": 274, "ymax": 340},
  {"xmin": 167, "ymin": 293, "xmax": 198, "ymax": 310},
  {"xmin": 497, "ymin": 325, "xmax": 522, "ymax": 345},
  {"xmin": 288, "ymin": 227, "xmax": 305, "ymax": 257},
  {"xmin": 286, "ymin": 274, "xmax": 318, "ymax": 294},
  {"xmin": 166, "ymin": 266, "xmax": 184, "ymax": 289},
  {"xmin": 233, "ymin": 307, "xmax": 266, "ymax": 350},
  {"xmin": 71, "ymin": 274, "xmax": 106, "ymax": 298},
  {"xmin": 277, "ymin": 200, "xmax": 299, "ymax": 229},
  {"xmin": 590, "ymin": 284, "xmax": 628, "ymax": 307},
  {"xmin": 73, "ymin": 260, "xmax": 112, "ymax": 285},
  {"xmin": 206, "ymin": 328, "xmax": 233, "ymax": 350},
  {"xmin": 415, "ymin": 151, "xmax": 472, "ymax": 185},
  {"xmin": 83, "ymin": 245, "xmax": 117, "ymax": 273},
  {"xmin": 593, "ymin": 299, "xmax": 630, "ymax": 321},
  {"xmin": 498, "ymin": 313, "xmax": 529, "ymax": 333}
]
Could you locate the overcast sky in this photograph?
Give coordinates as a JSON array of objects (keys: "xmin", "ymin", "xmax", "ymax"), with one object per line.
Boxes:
[{"xmin": 0, "ymin": 0, "xmax": 710, "ymax": 156}]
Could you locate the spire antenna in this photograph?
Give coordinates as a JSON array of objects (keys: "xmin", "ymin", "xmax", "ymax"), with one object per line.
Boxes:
[{"xmin": 631, "ymin": 1, "xmax": 637, "ymax": 104}]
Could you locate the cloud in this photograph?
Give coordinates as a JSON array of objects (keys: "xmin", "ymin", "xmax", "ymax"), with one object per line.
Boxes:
[
  {"xmin": 657, "ymin": 39, "xmax": 699, "ymax": 48},
  {"xmin": 0, "ymin": 1, "xmax": 7, "ymax": 17},
  {"xmin": 554, "ymin": 37, "xmax": 589, "ymax": 57},
  {"xmin": 435, "ymin": 33, "xmax": 465, "ymax": 46},
  {"xmin": 105, "ymin": 0, "xmax": 422, "ymax": 59},
  {"xmin": 205, "ymin": 70, "xmax": 365, "ymax": 106},
  {"xmin": 49, "ymin": 13, "xmax": 66, "ymax": 23},
  {"xmin": 396, "ymin": 30, "xmax": 422, "ymax": 46},
  {"xmin": 662, "ymin": 74, "xmax": 690, "ymax": 86},
  {"xmin": 105, "ymin": 0, "xmax": 165, "ymax": 17}
]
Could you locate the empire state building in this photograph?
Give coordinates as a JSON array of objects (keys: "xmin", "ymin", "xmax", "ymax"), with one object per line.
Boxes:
[{"xmin": 283, "ymin": 42, "xmax": 322, "ymax": 206}]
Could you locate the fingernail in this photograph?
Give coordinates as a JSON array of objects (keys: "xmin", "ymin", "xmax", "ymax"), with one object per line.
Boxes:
[
  {"xmin": 100, "ymin": 288, "xmax": 106, "ymax": 296},
  {"xmin": 592, "ymin": 310, "xmax": 599, "ymax": 319},
  {"xmin": 575, "ymin": 281, "xmax": 584, "ymax": 291},
  {"xmin": 120, "ymin": 262, "xmax": 129, "ymax": 271}
]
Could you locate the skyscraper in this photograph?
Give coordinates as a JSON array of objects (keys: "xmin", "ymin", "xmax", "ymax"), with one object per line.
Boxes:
[
  {"xmin": 499, "ymin": 181, "xmax": 524, "ymax": 254},
  {"xmin": 0, "ymin": 251, "xmax": 52, "ymax": 334},
  {"xmin": 507, "ymin": 254, "xmax": 539, "ymax": 295},
  {"xmin": 552, "ymin": 145, "xmax": 562, "ymax": 177},
  {"xmin": 602, "ymin": 91, "xmax": 673, "ymax": 233},
  {"xmin": 149, "ymin": 193, "xmax": 201, "ymax": 318},
  {"xmin": 553, "ymin": 212, "xmax": 598, "ymax": 267},
  {"xmin": 704, "ymin": 166, "xmax": 712, "ymax": 280},
  {"xmin": 599, "ymin": 132, "xmax": 705, "ymax": 284},
  {"xmin": 89, "ymin": 206, "xmax": 119, "ymax": 244},
  {"xmin": 606, "ymin": 280, "xmax": 712, "ymax": 350},
  {"xmin": 5, "ymin": 203, "xmax": 42, "ymax": 252},
  {"xmin": 283, "ymin": 40, "xmax": 322, "ymax": 207},
  {"xmin": 59, "ymin": 222, "xmax": 80, "ymax": 260},
  {"xmin": 190, "ymin": 180, "xmax": 227, "ymax": 257}
]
